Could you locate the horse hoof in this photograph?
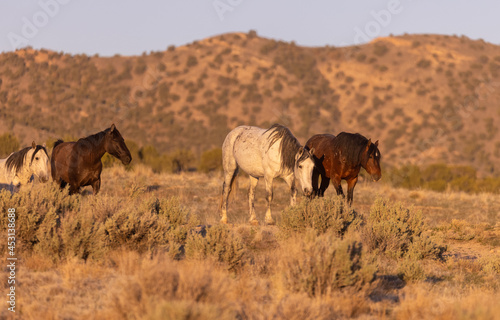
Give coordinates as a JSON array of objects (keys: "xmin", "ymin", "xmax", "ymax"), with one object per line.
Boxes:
[
  {"xmin": 265, "ymin": 219, "xmax": 275, "ymax": 226},
  {"xmin": 250, "ymin": 220, "xmax": 260, "ymax": 226}
]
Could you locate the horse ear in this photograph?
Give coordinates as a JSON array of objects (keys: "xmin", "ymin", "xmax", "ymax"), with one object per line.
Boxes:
[
  {"xmin": 295, "ymin": 148, "xmax": 304, "ymax": 160},
  {"xmin": 309, "ymin": 147, "xmax": 315, "ymax": 156},
  {"xmin": 42, "ymin": 142, "xmax": 46, "ymax": 148},
  {"xmin": 32, "ymin": 141, "xmax": 36, "ymax": 149},
  {"xmin": 374, "ymin": 140, "xmax": 379, "ymax": 147},
  {"xmin": 110, "ymin": 124, "xmax": 116, "ymax": 132},
  {"xmin": 365, "ymin": 139, "xmax": 372, "ymax": 151}
]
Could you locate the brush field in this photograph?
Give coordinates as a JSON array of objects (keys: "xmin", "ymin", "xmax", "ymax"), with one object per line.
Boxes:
[{"xmin": 0, "ymin": 165, "xmax": 499, "ymax": 319}]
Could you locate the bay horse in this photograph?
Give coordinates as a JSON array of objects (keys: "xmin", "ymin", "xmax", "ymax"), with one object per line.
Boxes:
[
  {"xmin": 51, "ymin": 124, "xmax": 132, "ymax": 195},
  {"xmin": 305, "ymin": 132, "xmax": 381, "ymax": 205},
  {"xmin": 0, "ymin": 141, "xmax": 50, "ymax": 188},
  {"xmin": 221, "ymin": 124, "xmax": 315, "ymax": 225}
]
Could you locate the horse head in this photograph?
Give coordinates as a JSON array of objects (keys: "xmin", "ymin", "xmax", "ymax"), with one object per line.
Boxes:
[
  {"xmin": 294, "ymin": 147, "xmax": 315, "ymax": 197},
  {"xmin": 362, "ymin": 139, "xmax": 381, "ymax": 181},
  {"xmin": 104, "ymin": 124, "xmax": 132, "ymax": 165},
  {"xmin": 29, "ymin": 141, "xmax": 50, "ymax": 183}
]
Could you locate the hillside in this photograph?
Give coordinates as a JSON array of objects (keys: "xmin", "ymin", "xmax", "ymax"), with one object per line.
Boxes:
[{"xmin": 1, "ymin": 32, "xmax": 500, "ymax": 174}]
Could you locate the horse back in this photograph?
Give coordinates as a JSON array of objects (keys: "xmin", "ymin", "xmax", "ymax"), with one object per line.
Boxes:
[
  {"xmin": 51, "ymin": 141, "xmax": 76, "ymax": 179},
  {"xmin": 223, "ymin": 126, "xmax": 272, "ymax": 177},
  {"xmin": 305, "ymin": 134, "xmax": 336, "ymax": 177}
]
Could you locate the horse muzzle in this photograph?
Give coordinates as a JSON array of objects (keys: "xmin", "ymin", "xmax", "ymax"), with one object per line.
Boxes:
[
  {"xmin": 122, "ymin": 156, "xmax": 132, "ymax": 165},
  {"xmin": 303, "ymin": 188, "xmax": 313, "ymax": 197},
  {"xmin": 371, "ymin": 173, "xmax": 382, "ymax": 182}
]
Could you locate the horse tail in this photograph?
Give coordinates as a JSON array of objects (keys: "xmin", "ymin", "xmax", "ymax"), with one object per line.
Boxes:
[
  {"xmin": 219, "ymin": 181, "xmax": 225, "ymax": 210},
  {"xmin": 53, "ymin": 139, "xmax": 64, "ymax": 149}
]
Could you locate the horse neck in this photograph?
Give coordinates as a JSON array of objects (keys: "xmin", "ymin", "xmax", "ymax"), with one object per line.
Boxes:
[
  {"xmin": 84, "ymin": 132, "xmax": 108, "ymax": 161},
  {"xmin": 358, "ymin": 148, "xmax": 370, "ymax": 170},
  {"xmin": 17, "ymin": 150, "xmax": 34, "ymax": 183},
  {"xmin": 287, "ymin": 145, "xmax": 305, "ymax": 176}
]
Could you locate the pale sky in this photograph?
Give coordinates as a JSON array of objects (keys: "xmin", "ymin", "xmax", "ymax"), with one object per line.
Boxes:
[{"xmin": 1, "ymin": 0, "xmax": 499, "ymax": 56}]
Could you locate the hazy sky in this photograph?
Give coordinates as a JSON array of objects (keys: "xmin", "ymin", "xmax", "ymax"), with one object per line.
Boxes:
[{"xmin": 1, "ymin": 0, "xmax": 499, "ymax": 56}]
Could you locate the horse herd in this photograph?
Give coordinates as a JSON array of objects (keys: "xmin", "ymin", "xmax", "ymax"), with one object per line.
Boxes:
[{"xmin": 0, "ymin": 123, "xmax": 382, "ymax": 225}]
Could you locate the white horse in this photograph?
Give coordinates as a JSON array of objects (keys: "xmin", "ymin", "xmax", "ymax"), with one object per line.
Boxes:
[
  {"xmin": 221, "ymin": 124, "xmax": 315, "ymax": 225},
  {"xmin": 0, "ymin": 142, "xmax": 50, "ymax": 190}
]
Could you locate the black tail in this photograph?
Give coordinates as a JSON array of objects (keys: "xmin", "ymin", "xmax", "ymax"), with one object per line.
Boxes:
[{"xmin": 53, "ymin": 139, "xmax": 64, "ymax": 149}]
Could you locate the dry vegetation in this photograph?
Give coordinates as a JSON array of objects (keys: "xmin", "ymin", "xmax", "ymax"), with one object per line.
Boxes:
[
  {"xmin": 0, "ymin": 165, "xmax": 499, "ymax": 319},
  {"xmin": 1, "ymin": 32, "xmax": 500, "ymax": 175},
  {"xmin": 1, "ymin": 30, "xmax": 500, "ymax": 319}
]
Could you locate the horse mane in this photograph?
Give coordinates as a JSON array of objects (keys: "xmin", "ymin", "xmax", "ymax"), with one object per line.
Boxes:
[
  {"xmin": 265, "ymin": 124, "xmax": 305, "ymax": 172},
  {"xmin": 5, "ymin": 145, "xmax": 48, "ymax": 174},
  {"xmin": 333, "ymin": 132, "xmax": 377, "ymax": 165},
  {"xmin": 78, "ymin": 128, "xmax": 109, "ymax": 146},
  {"xmin": 54, "ymin": 140, "xmax": 64, "ymax": 148}
]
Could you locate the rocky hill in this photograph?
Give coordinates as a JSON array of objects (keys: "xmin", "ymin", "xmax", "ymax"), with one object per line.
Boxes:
[{"xmin": 1, "ymin": 31, "xmax": 500, "ymax": 174}]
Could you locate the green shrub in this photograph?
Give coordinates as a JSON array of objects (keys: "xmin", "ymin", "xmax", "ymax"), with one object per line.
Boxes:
[
  {"xmin": 185, "ymin": 224, "xmax": 245, "ymax": 272},
  {"xmin": 362, "ymin": 198, "xmax": 425, "ymax": 258},
  {"xmin": 422, "ymin": 163, "xmax": 453, "ymax": 182},
  {"xmin": 397, "ymin": 255, "xmax": 425, "ymax": 282},
  {"xmin": 373, "ymin": 43, "xmax": 389, "ymax": 57},
  {"xmin": 198, "ymin": 148, "xmax": 222, "ymax": 173},
  {"xmin": 280, "ymin": 233, "xmax": 376, "ymax": 296},
  {"xmin": 61, "ymin": 209, "xmax": 107, "ymax": 260},
  {"xmin": 450, "ymin": 176, "xmax": 477, "ymax": 193},
  {"xmin": 425, "ymin": 179, "xmax": 447, "ymax": 192},
  {"xmin": 0, "ymin": 133, "xmax": 20, "ymax": 157},
  {"xmin": 186, "ymin": 55, "xmax": 198, "ymax": 68},
  {"xmin": 0, "ymin": 185, "xmax": 198, "ymax": 261},
  {"xmin": 416, "ymin": 59, "xmax": 432, "ymax": 68},
  {"xmin": 439, "ymin": 219, "xmax": 477, "ymax": 241},
  {"xmin": 279, "ymin": 196, "xmax": 361, "ymax": 237},
  {"xmin": 387, "ymin": 165, "xmax": 423, "ymax": 190},
  {"xmin": 476, "ymin": 177, "xmax": 500, "ymax": 194}
]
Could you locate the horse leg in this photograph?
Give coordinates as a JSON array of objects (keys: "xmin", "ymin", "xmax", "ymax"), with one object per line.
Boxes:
[
  {"xmin": 59, "ymin": 179, "xmax": 67, "ymax": 190},
  {"xmin": 264, "ymin": 176, "xmax": 275, "ymax": 225},
  {"xmin": 248, "ymin": 176, "xmax": 259, "ymax": 225},
  {"xmin": 221, "ymin": 167, "xmax": 239, "ymax": 224},
  {"xmin": 346, "ymin": 177, "xmax": 358, "ymax": 206},
  {"xmin": 332, "ymin": 176, "xmax": 344, "ymax": 198},
  {"xmin": 284, "ymin": 174, "xmax": 297, "ymax": 206},
  {"xmin": 69, "ymin": 184, "xmax": 80, "ymax": 195},
  {"xmin": 319, "ymin": 174, "xmax": 330, "ymax": 197},
  {"xmin": 311, "ymin": 167, "xmax": 320, "ymax": 198},
  {"xmin": 92, "ymin": 178, "xmax": 101, "ymax": 195}
]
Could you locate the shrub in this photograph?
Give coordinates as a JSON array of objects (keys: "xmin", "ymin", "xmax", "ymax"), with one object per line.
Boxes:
[
  {"xmin": 397, "ymin": 255, "xmax": 425, "ymax": 282},
  {"xmin": 186, "ymin": 55, "xmax": 198, "ymax": 68},
  {"xmin": 198, "ymin": 148, "xmax": 222, "ymax": 173},
  {"xmin": 373, "ymin": 43, "xmax": 389, "ymax": 57},
  {"xmin": 416, "ymin": 59, "xmax": 432, "ymax": 68},
  {"xmin": 0, "ymin": 133, "xmax": 20, "ymax": 157},
  {"xmin": 134, "ymin": 59, "xmax": 147, "ymax": 75},
  {"xmin": 439, "ymin": 219, "xmax": 477, "ymax": 241},
  {"xmin": 60, "ymin": 209, "xmax": 107, "ymax": 260},
  {"xmin": 185, "ymin": 224, "xmax": 245, "ymax": 272},
  {"xmin": 280, "ymin": 233, "xmax": 376, "ymax": 296},
  {"xmin": 422, "ymin": 163, "xmax": 453, "ymax": 182},
  {"xmin": 279, "ymin": 196, "xmax": 361, "ymax": 236},
  {"xmin": 425, "ymin": 179, "xmax": 447, "ymax": 192},
  {"xmin": 0, "ymin": 185, "xmax": 198, "ymax": 261},
  {"xmin": 362, "ymin": 198, "xmax": 425, "ymax": 258},
  {"xmin": 387, "ymin": 165, "xmax": 423, "ymax": 189},
  {"xmin": 166, "ymin": 149, "xmax": 195, "ymax": 173},
  {"xmin": 450, "ymin": 176, "xmax": 477, "ymax": 193}
]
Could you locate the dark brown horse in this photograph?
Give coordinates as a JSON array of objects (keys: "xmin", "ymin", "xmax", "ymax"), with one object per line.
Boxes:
[
  {"xmin": 51, "ymin": 124, "xmax": 132, "ymax": 194},
  {"xmin": 305, "ymin": 132, "xmax": 381, "ymax": 204}
]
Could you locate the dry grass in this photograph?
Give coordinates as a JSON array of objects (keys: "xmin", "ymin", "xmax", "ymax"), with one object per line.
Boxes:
[{"xmin": 0, "ymin": 165, "xmax": 498, "ymax": 319}]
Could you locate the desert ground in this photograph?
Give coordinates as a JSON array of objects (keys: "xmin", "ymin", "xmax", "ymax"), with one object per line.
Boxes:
[{"xmin": 0, "ymin": 164, "xmax": 499, "ymax": 319}]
